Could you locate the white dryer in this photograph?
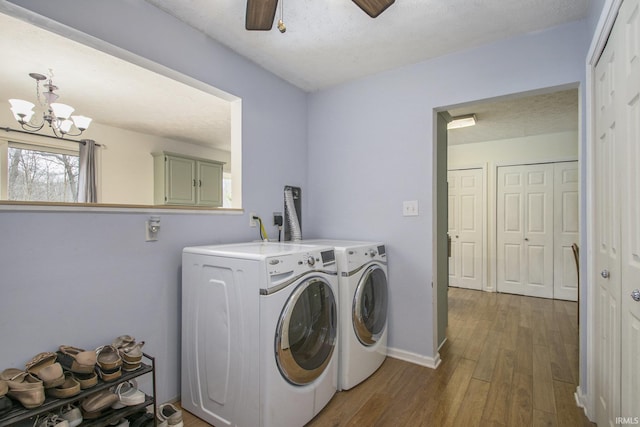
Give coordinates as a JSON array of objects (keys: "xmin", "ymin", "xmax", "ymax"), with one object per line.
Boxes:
[
  {"xmin": 303, "ymin": 239, "xmax": 388, "ymax": 391},
  {"xmin": 181, "ymin": 242, "xmax": 339, "ymax": 427}
]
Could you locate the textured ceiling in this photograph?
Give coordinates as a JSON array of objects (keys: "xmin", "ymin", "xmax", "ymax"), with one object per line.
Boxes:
[
  {"xmin": 145, "ymin": 0, "xmax": 589, "ymax": 92},
  {"xmin": 447, "ymin": 89, "xmax": 579, "ymax": 145}
]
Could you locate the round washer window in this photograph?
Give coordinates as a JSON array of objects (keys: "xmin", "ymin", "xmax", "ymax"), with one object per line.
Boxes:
[
  {"xmin": 275, "ymin": 277, "xmax": 337, "ymax": 385},
  {"xmin": 353, "ymin": 265, "xmax": 388, "ymax": 346}
]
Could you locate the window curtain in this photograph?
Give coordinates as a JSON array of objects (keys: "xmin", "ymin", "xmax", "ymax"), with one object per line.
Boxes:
[{"xmin": 78, "ymin": 139, "xmax": 97, "ymax": 203}]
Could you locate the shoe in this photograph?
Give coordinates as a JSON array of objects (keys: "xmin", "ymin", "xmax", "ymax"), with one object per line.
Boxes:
[
  {"xmin": 57, "ymin": 346, "xmax": 97, "ymax": 374},
  {"xmin": 59, "ymin": 404, "xmax": 83, "ymax": 427},
  {"xmin": 1, "ymin": 369, "xmax": 45, "ymax": 409},
  {"xmin": 25, "ymin": 352, "xmax": 65, "ymax": 389},
  {"xmin": 0, "ymin": 379, "xmax": 7, "ymax": 396},
  {"xmin": 0, "ymin": 396, "xmax": 12, "ymax": 416},
  {"xmin": 120, "ymin": 341, "xmax": 144, "ymax": 363},
  {"xmin": 158, "ymin": 403, "xmax": 183, "ymax": 426},
  {"xmin": 36, "ymin": 413, "xmax": 70, "ymax": 427},
  {"xmin": 74, "ymin": 371, "xmax": 98, "ymax": 389},
  {"xmin": 96, "ymin": 345, "xmax": 123, "ymax": 371},
  {"xmin": 81, "ymin": 388, "xmax": 119, "ymax": 417},
  {"xmin": 97, "ymin": 365, "xmax": 122, "ymax": 382},
  {"xmin": 47, "ymin": 372, "xmax": 81, "ymax": 399},
  {"xmin": 128, "ymin": 411, "xmax": 154, "ymax": 427},
  {"xmin": 112, "ymin": 335, "xmax": 135, "ymax": 349},
  {"xmin": 111, "ymin": 380, "xmax": 145, "ymax": 409}
]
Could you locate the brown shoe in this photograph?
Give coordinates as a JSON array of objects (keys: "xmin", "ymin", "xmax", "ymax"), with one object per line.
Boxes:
[
  {"xmin": 2, "ymin": 370, "xmax": 45, "ymax": 409},
  {"xmin": 47, "ymin": 372, "xmax": 81, "ymax": 399},
  {"xmin": 96, "ymin": 345, "xmax": 122, "ymax": 371},
  {"xmin": 25, "ymin": 352, "xmax": 65, "ymax": 389},
  {"xmin": 57, "ymin": 346, "xmax": 97, "ymax": 374},
  {"xmin": 81, "ymin": 388, "xmax": 118, "ymax": 414}
]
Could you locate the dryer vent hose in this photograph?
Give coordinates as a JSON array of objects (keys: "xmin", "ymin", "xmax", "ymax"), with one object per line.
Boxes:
[{"xmin": 284, "ymin": 188, "xmax": 302, "ymax": 241}]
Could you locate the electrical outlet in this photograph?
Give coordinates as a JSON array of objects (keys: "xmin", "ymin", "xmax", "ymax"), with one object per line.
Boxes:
[
  {"xmin": 273, "ymin": 212, "xmax": 283, "ymax": 226},
  {"xmin": 249, "ymin": 212, "xmax": 258, "ymax": 227},
  {"xmin": 403, "ymin": 200, "xmax": 419, "ymax": 216}
]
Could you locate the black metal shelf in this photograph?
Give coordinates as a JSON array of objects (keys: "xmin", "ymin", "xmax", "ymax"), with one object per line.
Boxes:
[{"xmin": 0, "ymin": 353, "xmax": 156, "ymax": 427}]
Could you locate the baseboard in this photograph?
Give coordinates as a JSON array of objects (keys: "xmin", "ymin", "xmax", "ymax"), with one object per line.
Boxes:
[
  {"xmin": 387, "ymin": 347, "xmax": 441, "ymax": 369},
  {"xmin": 574, "ymin": 386, "xmax": 593, "ymax": 422}
]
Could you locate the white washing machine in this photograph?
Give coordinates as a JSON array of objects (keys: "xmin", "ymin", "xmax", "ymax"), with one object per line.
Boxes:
[
  {"xmin": 303, "ymin": 239, "xmax": 388, "ymax": 391},
  {"xmin": 181, "ymin": 242, "xmax": 339, "ymax": 427}
]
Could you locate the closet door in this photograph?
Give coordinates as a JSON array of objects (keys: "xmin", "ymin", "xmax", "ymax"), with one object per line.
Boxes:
[
  {"xmin": 447, "ymin": 168, "xmax": 484, "ymax": 290},
  {"xmin": 594, "ymin": 12, "xmax": 621, "ymax": 427},
  {"xmin": 619, "ymin": 0, "xmax": 640, "ymax": 419},
  {"xmin": 497, "ymin": 164, "xmax": 554, "ymax": 298},
  {"xmin": 553, "ymin": 162, "xmax": 579, "ymax": 301}
]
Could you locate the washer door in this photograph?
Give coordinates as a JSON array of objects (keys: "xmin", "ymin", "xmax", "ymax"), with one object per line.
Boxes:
[
  {"xmin": 353, "ymin": 265, "xmax": 388, "ymax": 346},
  {"xmin": 275, "ymin": 277, "xmax": 337, "ymax": 386}
]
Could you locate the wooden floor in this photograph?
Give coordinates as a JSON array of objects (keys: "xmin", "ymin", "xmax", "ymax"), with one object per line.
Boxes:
[{"xmin": 181, "ymin": 287, "xmax": 594, "ymax": 427}]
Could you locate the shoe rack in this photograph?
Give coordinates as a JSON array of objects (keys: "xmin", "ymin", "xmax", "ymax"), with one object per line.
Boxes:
[{"xmin": 0, "ymin": 354, "xmax": 156, "ymax": 427}]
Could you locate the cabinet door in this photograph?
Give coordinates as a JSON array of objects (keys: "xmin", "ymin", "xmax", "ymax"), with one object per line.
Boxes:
[
  {"xmin": 166, "ymin": 156, "xmax": 196, "ymax": 205},
  {"xmin": 197, "ymin": 161, "xmax": 223, "ymax": 207}
]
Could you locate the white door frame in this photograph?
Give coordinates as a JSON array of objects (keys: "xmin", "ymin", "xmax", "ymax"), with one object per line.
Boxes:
[{"xmin": 583, "ymin": 0, "xmax": 625, "ymax": 419}]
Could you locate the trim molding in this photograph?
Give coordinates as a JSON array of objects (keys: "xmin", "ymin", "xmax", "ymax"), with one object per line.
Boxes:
[
  {"xmin": 575, "ymin": 386, "xmax": 593, "ymax": 422},
  {"xmin": 387, "ymin": 347, "xmax": 442, "ymax": 369}
]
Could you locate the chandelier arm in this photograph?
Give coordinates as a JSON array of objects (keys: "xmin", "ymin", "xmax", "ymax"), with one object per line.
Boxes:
[{"xmin": 19, "ymin": 121, "xmax": 45, "ymax": 132}]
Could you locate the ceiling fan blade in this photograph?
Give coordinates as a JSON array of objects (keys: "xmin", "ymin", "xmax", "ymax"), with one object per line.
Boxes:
[
  {"xmin": 246, "ymin": 0, "xmax": 279, "ymax": 30},
  {"xmin": 352, "ymin": 0, "xmax": 395, "ymax": 18}
]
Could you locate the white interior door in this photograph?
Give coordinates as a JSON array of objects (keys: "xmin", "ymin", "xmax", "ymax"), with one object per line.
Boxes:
[
  {"xmin": 619, "ymin": 0, "xmax": 640, "ymax": 420},
  {"xmin": 594, "ymin": 13, "xmax": 622, "ymax": 427},
  {"xmin": 447, "ymin": 168, "xmax": 484, "ymax": 290},
  {"xmin": 553, "ymin": 162, "xmax": 579, "ymax": 301},
  {"xmin": 497, "ymin": 163, "xmax": 554, "ymax": 298}
]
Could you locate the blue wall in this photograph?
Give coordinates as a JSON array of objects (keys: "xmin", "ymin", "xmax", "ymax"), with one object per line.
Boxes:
[
  {"xmin": 307, "ymin": 20, "xmax": 589, "ymax": 363},
  {"xmin": 0, "ymin": 0, "xmax": 308, "ymax": 404}
]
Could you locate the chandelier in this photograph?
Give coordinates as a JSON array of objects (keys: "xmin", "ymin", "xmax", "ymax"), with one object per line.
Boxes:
[{"xmin": 8, "ymin": 70, "xmax": 92, "ymax": 138}]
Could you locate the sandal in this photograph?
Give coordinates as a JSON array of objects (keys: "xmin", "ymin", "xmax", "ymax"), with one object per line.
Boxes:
[
  {"xmin": 73, "ymin": 371, "xmax": 98, "ymax": 389},
  {"xmin": 26, "ymin": 352, "xmax": 65, "ymax": 389},
  {"xmin": 47, "ymin": 372, "xmax": 81, "ymax": 399},
  {"xmin": 111, "ymin": 380, "xmax": 145, "ymax": 409},
  {"xmin": 112, "ymin": 335, "xmax": 135, "ymax": 349},
  {"xmin": 57, "ymin": 346, "xmax": 96, "ymax": 374},
  {"xmin": 96, "ymin": 345, "xmax": 122, "ymax": 371},
  {"xmin": 59, "ymin": 404, "xmax": 83, "ymax": 427},
  {"xmin": 120, "ymin": 341, "xmax": 145, "ymax": 362}
]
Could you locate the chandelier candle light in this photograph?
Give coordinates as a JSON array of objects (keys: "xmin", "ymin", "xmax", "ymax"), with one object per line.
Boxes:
[{"xmin": 8, "ymin": 70, "xmax": 92, "ymax": 138}]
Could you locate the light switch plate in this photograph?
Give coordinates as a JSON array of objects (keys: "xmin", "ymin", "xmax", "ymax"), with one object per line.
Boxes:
[{"xmin": 403, "ymin": 200, "xmax": 419, "ymax": 216}]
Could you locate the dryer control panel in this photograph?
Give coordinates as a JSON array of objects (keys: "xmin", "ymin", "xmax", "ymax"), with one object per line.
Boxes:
[
  {"xmin": 346, "ymin": 245, "xmax": 386, "ymax": 270},
  {"xmin": 264, "ymin": 248, "xmax": 337, "ymax": 292}
]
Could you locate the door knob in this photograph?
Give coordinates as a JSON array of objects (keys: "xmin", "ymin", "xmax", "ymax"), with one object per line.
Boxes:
[
  {"xmin": 524, "ymin": 237, "xmax": 529, "ymax": 241},
  {"xmin": 632, "ymin": 289, "xmax": 640, "ymax": 302},
  {"xmin": 601, "ymin": 269, "xmax": 610, "ymax": 279}
]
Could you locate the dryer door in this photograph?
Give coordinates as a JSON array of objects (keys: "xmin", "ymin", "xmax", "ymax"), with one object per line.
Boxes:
[
  {"xmin": 275, "ymin": 277, "xmax": 337, "ymax": 385},
  {"xmin": 353, "ymin": 265, "xmax": 388, "ymax": 346}
]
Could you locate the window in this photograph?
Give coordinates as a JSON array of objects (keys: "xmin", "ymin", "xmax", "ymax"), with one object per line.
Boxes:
[{"xmin": 7, "ymin": 142, "xmax": 80, "ymax": 203}]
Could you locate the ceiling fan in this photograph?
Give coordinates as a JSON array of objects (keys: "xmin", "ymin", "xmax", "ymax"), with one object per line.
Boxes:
[{"xmin": 245, "ymin": 0, "xmax": 395, "ymax": 31}]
